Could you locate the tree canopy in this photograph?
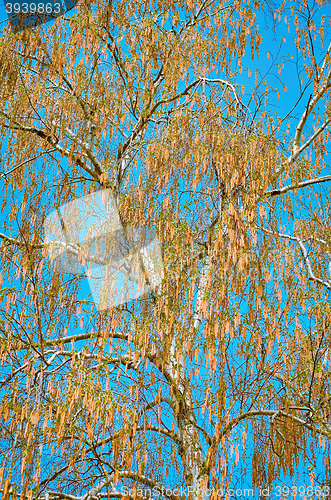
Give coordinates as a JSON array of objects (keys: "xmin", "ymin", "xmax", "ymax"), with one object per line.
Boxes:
[{"xmin": 1, "ymin": 0, "xmax": 331, "ymax": 498}]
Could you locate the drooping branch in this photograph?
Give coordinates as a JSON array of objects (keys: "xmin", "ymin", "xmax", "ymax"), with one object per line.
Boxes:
[
  {"xmin": 257, "ymin": 226, "xmax": 331, "ymax": 289},
  {"xmin": 201, "ymin": 407, "xmax": 331, "ymax": 476},
  {"xmin": 296, "ymin": 238, "xmax": 331, "ymax": 289},
  {"xmin": 0, "ymin": 111, "xmax": 101, "ymax": 182}
]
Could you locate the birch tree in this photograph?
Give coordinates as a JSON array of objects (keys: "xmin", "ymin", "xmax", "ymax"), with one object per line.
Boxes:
[{"xmin": 1, "ymin": 0, "xmax": 331, "ymax": 498}]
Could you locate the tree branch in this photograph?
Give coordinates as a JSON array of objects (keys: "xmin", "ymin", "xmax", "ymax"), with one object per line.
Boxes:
[{"xmin": 267, "ymin": 173, "xmax": 331, "ymax": 197}]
